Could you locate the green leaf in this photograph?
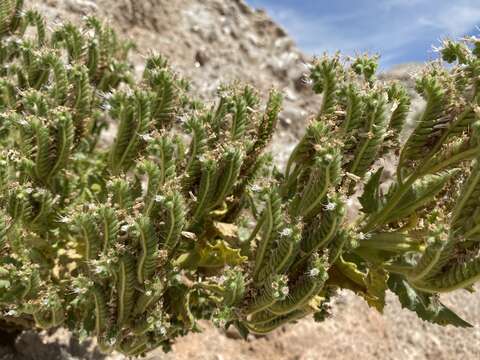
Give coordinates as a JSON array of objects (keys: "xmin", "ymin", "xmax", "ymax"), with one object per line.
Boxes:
[
  {"xmin": 348, "ymin": 92, "xmax": 388, "ymax": 178},
  {"xmin": 386, "ymin": 82, "xmax": 410, "ymax": 143},
  {"xmin": 223, "ymin": 271, "xmax": 245, "ymax": 306},
  {"xmin": 388, "ymin": 273, "xmax": 472, "ymax": 327},
  {"xmin": 359, "ymin": 167, "xmax": 383, "ymax": 214},
  {"xmin": 385, "ymin": 169, "xmax": 459, "ymax": 223},
  {"xmin": 399, "ymin": 74, "xmax": 446, "ymax": 166},
  {"xmin": 310, "ymin": 57, "xmax": 339, "ymax": 115},
  {"xmin": 0, "ymin": 0, "xmax": 16, "ymax": 36}
]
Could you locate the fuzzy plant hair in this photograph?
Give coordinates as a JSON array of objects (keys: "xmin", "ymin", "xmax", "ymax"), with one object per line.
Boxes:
[{"xmin": 1, "ymin": 0, "xmax": 480, "ymax": 356}]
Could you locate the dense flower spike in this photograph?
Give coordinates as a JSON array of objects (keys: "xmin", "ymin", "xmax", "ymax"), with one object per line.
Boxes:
[{"xmin": 2, "ymin": 2, "xmax": 480, "ymax": 356}]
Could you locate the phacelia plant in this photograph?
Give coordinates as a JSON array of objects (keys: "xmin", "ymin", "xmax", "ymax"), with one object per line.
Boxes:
[{"xmin": 1, "ymin": 0, "xmax": 480, "ymax": 356}]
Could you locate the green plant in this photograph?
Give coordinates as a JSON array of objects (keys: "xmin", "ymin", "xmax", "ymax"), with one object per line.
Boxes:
[{"xmin": 1, "ymin": 1, "xmax": 480, "ymax": 355}]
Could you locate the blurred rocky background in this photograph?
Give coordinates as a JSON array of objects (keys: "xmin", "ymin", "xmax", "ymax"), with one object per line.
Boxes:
[{"xmin": 1, "ymin": 1, "xmax": 479, "ymax": 359}]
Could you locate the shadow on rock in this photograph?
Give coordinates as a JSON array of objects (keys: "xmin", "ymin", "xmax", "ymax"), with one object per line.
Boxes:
[{"xmin": 1, "ymin": 329, "xmax": 108, "ymax": 360}]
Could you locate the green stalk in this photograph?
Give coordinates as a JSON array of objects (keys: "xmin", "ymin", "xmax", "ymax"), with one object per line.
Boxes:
[
  {"xmin": 363, "ymin": 174, "xmax": 417, "ymax": 232},
  {"xmin": 364, "ymin": 112, "xmax": 474, "ymax": 231},
  {"xmin": 427, "ymin": 146, "xmax": 479, "ymax": 174}
]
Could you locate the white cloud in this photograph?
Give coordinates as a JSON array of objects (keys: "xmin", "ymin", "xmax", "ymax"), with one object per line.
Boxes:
[
  {"xmin": 255, "ymin": 0, "xmax": 480, "ymax": 67},
  {"xmin": 264, "ymin": 6, "xmax": 415, "ymax": 65},
  {"xmin": 379, "ymin": 0, "xmax": 428, "ymax": 11},
  {"xmin": 418, "ymin": 4, "xmax": 480, "ymax": 36}
]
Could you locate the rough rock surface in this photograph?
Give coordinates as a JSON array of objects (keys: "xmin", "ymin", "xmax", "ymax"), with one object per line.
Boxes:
[{"xmin": 1, "ymin": 1, "xmax": 479, "ymax": 359}]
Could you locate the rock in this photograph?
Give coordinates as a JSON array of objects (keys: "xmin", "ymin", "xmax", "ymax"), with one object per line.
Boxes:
[
  {"xmin": 294, "ymin": 72, "xmax": 311, "ymax": 92},
  {"xmin": 274, "ymin": 25, "xmax": 288, "ymax": 38},
  {"xmin": 224, "ymin": 327, "xmax": 243, "ymax": 340},
  {"xmin": 65, "ymin": 0, "xmax": 98, "ymax": 14},
  {"xmin": 235, "ymin": 0, "xmax": 253, "ymax": 15},
  {"xmin": 280, "ymin": 106, "xmax": 306, "ymax": 128},
  {"xmin": 195, "ymin": 50, "xmax": 209, "ymax": 67},
  {"xmin": 283, "ymin": 88, "xmax": 298, "ymax": 101}
]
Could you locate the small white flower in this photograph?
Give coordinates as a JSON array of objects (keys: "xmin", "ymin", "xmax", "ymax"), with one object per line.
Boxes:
[
  {"xmin": 58, "ymin": 215, "xmax": 70, "ymax": 223},
  {"xmin": 324, "ymin": 202, "xmax": 336, "ymax": 211},
  {"xmin": 281, "ymin": 286, "xmax": 289, "ymax": 296},
  {"xmin": 280, "ymin": 228, "xmax": 293, "ymax": 237},
  {"xmin": 5, "ymin": 309, "xmax": 17, "ymax": 316},
  {"xmin": 357, "ymin": 232, "xmax": 370, "ymax": 241},
  {"xmin": 99, "ymin": 91, "xmax": 114, "ymax": 100},
  {"xmin": 120, "ymin": 223, "xmax": 131, "ymax": 232},
  {"xmin": 157, "ymin": 324, "xmax": 167, "ymax": 335},
  {"xmin": 154, "ymin": 195, "xmax": 165, "ymax": 203},
  {"xmin": 101, "ymin": 103, "xmax": 112, "ymax": 111},
  {"xmin": 73, "ymin": 287, "xmax": 86, "ymax": 295},
  {"xmin": 309, "ymin": 268, "xmax": 320, "ymax": 277},
  {"xmin": 94, "ymin": 266, "xmax": 106, "ymax": 274},
  {"xmin": 140, "ymin": 133, "xmax": 154, "ymax": 141},
  {"xmin": 323, "ymin": 153, "xmax": 333, "ymax": 162},
  {"xmin": 250, "ymin": 184, "xmax": 261, "ymax": 192}
]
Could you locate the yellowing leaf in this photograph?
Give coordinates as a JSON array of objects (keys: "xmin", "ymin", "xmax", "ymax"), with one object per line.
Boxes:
[
  {"xmin": 365, "ymin": 268, "xmax": 388, "ymax": 312},
  {"xmin": 333, "ymin": 258, "xmax": 388, "ymax": 312},
  {"xmin": 196, "ymin": 240, "xmax": 246, "ymax": 268},
  {"xmin": 176, "ymin": 240, "xmax": 246, "ymax": 269}
]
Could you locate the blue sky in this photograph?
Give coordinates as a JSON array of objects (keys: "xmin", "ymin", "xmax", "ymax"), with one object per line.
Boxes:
[{"xmin": 246, "ymin": 0, "xmax": 480, "ymax": 68}]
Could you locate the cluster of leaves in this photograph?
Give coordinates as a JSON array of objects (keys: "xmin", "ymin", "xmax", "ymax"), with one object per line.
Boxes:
[{"xmin": 1, "ymin": 1, "xmax": 480, "ymax": 356}]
